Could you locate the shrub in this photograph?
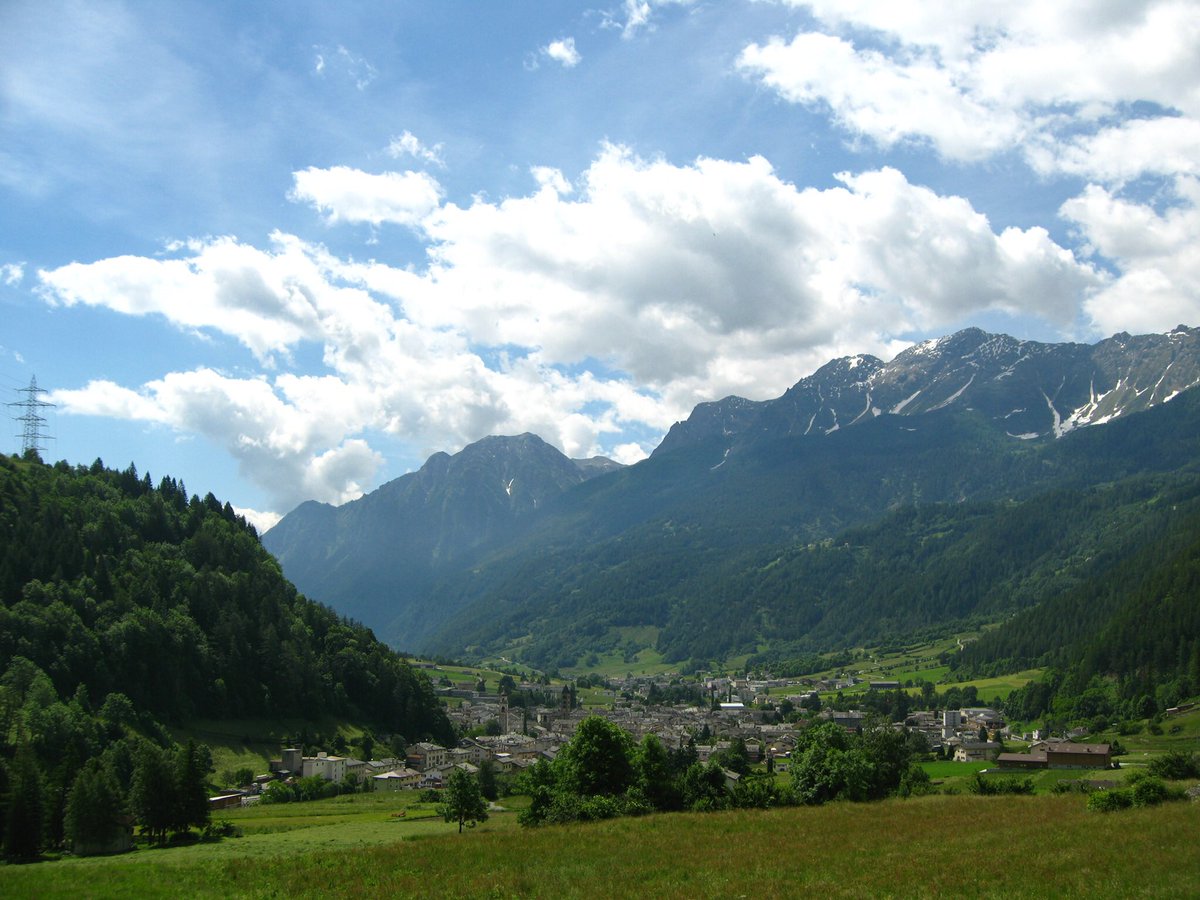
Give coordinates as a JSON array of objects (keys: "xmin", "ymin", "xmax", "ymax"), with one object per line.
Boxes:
[
  {"xmin": 897, "ymin": 764, "xmax": 933, "ymax": 798},
  {"xmin": 967, "ymin": 773, "xmax": 1034, "ymax": 796},
  {"xmin": 202, "ymin": 821, "xmax": 240, "ymax": 841},
  {"xmin": 1051, "ymin": 780, "xmax": 1095, "ymax": 795},
  {"xmin": 1131, "ymin": 777, "xmax": 1169, "ymax": 808},
  {"xmin": 1087, "ymin": 789, "xmax": 1133, "ymax": 812},
  {"xmin": 1147, "ymin": 750, "xmax": 1200, "ymax": 780},
  {"xmin": 260, "ymin": 781, "xmax": 297, "ymax": 804}
]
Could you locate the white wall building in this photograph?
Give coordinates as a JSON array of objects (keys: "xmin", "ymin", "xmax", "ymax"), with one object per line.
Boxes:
[{"xmin": 302, "ymin": 752, "xmax": 347, "ymax": 782}]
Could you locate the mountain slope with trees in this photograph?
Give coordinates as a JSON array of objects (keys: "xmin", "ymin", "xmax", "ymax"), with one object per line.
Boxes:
[
  {"xmin": 0, "ymin": 452, "xmax": 452, "ymax": 858},
  {"xmin": 424, "ymin": 384, "xmax": 1200, "ymax": 668},
  {"xmin": 260, "ymin": 325, "xmax": 1200, "ymax": 668},
  {"xmin": 0, "ymin": 453, "xmax": 451, "ymax": 740},
  {"xmin": 263, "ymin": 433, "xmax": 621, "ymax": 648}
]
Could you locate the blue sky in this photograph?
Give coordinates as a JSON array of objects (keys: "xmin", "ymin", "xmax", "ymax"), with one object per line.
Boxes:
[{"xmin": 2, "ymin": 0, "xmax": 1198, "ymax": 529}]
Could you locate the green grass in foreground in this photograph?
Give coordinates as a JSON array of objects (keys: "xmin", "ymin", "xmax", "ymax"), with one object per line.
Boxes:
[{"xmin": 3, "ymin": 793, "xmax": 1197, "ymax": 898}]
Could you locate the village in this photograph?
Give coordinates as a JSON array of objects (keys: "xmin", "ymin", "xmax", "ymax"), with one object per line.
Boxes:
[{"xmin": 209, "ymin": 671, "xmax": 1115, "ymax": 810}]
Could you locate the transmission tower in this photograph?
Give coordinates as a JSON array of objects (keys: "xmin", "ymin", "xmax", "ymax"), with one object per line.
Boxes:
[{"xmin": 8, "ymin": 375, "xmax": 55, "ymax": 456}]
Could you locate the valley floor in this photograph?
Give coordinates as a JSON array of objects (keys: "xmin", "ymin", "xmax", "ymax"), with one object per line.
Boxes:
[{"xmin": 2, "ymin": 792, "xmax": 1196, "ymax": 898}]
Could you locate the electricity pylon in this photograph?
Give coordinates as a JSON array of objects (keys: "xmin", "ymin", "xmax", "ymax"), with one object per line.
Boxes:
[{"xmin": 8, "ymin": 375, "xmax": 55, "ymax": 455}]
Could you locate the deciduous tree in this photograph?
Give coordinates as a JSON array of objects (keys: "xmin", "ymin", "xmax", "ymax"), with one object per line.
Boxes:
[{"xmin": 440, "ymin": 768, "xmax": 488, "ymax": 833}]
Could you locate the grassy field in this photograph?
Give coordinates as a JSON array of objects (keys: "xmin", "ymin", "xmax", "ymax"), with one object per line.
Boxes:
[
  {"xmin": 1092, "ymin": 707, "xmax": 1200, "ymax": 755},
  {"xmin": 3, "ymin": 792, "xmax": 1197, "ymax": 898},
  {"xmin": 811, "ymin": 633, "xmax": 1043, "ymax": 704},
  {"xmin": 558, "ymin": 627, "xmax": 679, "ymax": 678},
  {"xmin": 919, "ymin": 759, "xmax": 990, "ymax": 780}
]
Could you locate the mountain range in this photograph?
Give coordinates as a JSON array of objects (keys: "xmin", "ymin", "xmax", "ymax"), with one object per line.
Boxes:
[{"xmin": 263, "ymin": 325, "xmax": 1200, "ymax": 668}]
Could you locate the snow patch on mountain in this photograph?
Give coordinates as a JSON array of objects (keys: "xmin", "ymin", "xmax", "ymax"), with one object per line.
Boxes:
[
  {"xmin": 892, "ymin": 390, "xmax": 921, "ymax": 414},
  {"xmin": 929, "ymin": 373, "xmax": 976, "ymax": 411},
  {"xmin": 1041, "ymin": 390, "xmax": 1068, "ymax": 439}
]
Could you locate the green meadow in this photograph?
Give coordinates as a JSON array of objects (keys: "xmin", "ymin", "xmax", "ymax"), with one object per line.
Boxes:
[{"xmin": 2, "ymin": 792, "xmax": 1196, "ymax": 898}]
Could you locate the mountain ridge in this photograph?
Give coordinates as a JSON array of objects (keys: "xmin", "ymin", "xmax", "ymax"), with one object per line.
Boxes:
[
  {"xmin": 654, "ymin": 324, "xmax": 1200, "ymax": 456},
  {"xmin": 263, "ymin": 324, "xmax": 1200, "ymax": 659},
  {"xmin": 263, "ymin": 432, "xmax": 622, "ymax": 640}
]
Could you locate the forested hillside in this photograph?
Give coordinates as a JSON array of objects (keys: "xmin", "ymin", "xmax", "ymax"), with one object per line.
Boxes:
[
  {"xmin": 426, "ymin": 386, "xmax": 1200, "ymax": 669},
  {"xmin": 0, "ymin": 452, "xmax": 451, "ymax": 740},
  {"xmin": 261, "ymin": 326, "xmax": 1200, "ymax": 664},
  {"xmin": 955, "ymin": 487, "xmax": 1200, "ymax": 722},
  {"xmin": 263, "ymin": 433, "xmax": 621, "ymax": 648},
  {"xmin": 0, "ymin": 452, "xmax": 453, "ymax": 858}
]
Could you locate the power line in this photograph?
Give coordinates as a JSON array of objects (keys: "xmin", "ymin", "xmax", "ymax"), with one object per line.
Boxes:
[{"xmin": 8, "ymin": 375, "xmax": 55, "ymax": 455}]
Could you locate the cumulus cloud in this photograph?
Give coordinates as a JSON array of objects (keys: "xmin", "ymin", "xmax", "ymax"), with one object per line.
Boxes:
[
  {"xmin": 741, "ymin": 1, "xmax": 1200, "ymax": 179},
  {"xmin": 412, "ymin": 146, "xmax": 1099, "ymax": 380},
  {"xmin": 542, "ymin": 37, "xmax": 582, "ymax": 68},
  {"xmin": 39, "ymin": 145, "xmax": 1105, "ymax": 515},
  {"xmin": 1, "ymin": 262, "xmax": 23, "ymax": 286},
  {"xmin": 738, "ymin": 32, "xmax": 1025, "ymax": 161},
  {"xmin": 38, "ymin": 235, "xmax": 328, "ymax": 362},
  {"xmin": 50, "ymin": 368, "xmax": 384, "ymax": 509},
  {"xmin": 1028, "ymin": 116, "xmax": 1200, "ymax": 183},
  {"xmin": 1062, "ymin": 175, "xmax": 1200, "ymax": 336},
  {"xmin": 235, "ymin": 506, "xmax": 282, "ymax": 534},
  {"xmin": 289, "ymin": 166, "xmax": 443, "ymax": 227}
]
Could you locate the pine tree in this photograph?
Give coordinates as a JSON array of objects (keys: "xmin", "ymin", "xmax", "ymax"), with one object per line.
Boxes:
[
  {"xmin": 130, "ymin": 743, "xmax": 175, "ymax": 844},
  {"xmin": 3, "ymin": 744, "xmax": 45, "ymax": 861},
  {"xmin": 65, "ymin": 758, "xmax": 127, "ymax": 854},
  {"xmin": 172, "ymin": 740, "xmax": 210, "ymax": 836}
]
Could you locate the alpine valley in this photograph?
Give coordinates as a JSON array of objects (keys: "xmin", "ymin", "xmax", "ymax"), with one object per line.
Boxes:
[{"xmin": 264, "ymin": 325, "xmax": 1200, "ymax": 677}]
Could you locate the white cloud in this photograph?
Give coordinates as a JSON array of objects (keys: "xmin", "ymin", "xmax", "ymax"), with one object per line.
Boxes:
[
  {"xmin": 313, "ymin": 45, "xmax": 378, "ymax": 90},
  {"xmin": 411, "ymin": 146, "xmax": 1099, "ymax": 384},
  {"xmin": 37, "ymin": 235, "xmax": 328, "ymax": 362},
  {"xmin": 738, "ymin": 32, "xmax": 1024, "ymax": 160},
  {"xmin": 742, "ymin": 1, "xmax": 1200, "ymax": 178},
  {"xmin": 37, "ymin": 226, "xmax": 669, "ymax": 510},
  {"xmin": 833, "ymin": 168, "xmax": 1101, "ymax": 325},
  {"xmin": 289, "ymin": 166, "xmax": 443, "ymax": 227},
  {"xmin": 1, "ymin": 262, "xmax": 23, "ymax": 286},
  {"xmin": 611, "ymin": 442, "xmax": 650, "ymax": 465},
  {"xmin": 1062, "ymin": 176, "xmax": 1200, "ymax": 335},
  {"xmin": 542, "ymin": 37, "xmax": 582, "ymax": 68},
  {"xmin": 387, "ymin": 131, "xmax": 446, "ymax": 168},
  {"xmin": 50, "ymin": 368, "xmax": 385, "ymax": 509},
  {"xmin": 235, "ymin": 506, "xmax": 282, "ymax": 534},
  {"xmin": 1028, "ymin": 116, "xmax": 1200, "ymax": 183},
  {"xmin": 38, "ymin": 145, "xmax": 1104, "ymax": 516},
  {"xmin": 604, "ymin": 0, "xmax": 697, "ymax": 39}
]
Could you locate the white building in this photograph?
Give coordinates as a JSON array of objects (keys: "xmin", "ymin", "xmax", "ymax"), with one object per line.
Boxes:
[{"xmin": 302, "ymin": 752, "xmax": 348, "ymax": 782}]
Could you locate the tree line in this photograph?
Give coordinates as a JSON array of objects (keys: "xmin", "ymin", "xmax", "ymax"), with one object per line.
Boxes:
[{"xmin": 509, "ymin": 715, "xmax": 928, "ymax": 828}]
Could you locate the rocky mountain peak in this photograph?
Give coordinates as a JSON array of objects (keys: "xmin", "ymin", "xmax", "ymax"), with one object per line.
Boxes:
[{"xmin": 654, "ymin": 325, "xmax": 1200, "ymax": 457}]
